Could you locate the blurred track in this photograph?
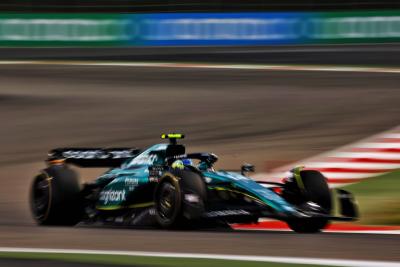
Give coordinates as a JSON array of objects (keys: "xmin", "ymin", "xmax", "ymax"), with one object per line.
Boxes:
[
  {"xmin": 2, "ymin": 44, "xmax": 400, "ymax": 65},
  {"xmin": 0, "ymin": 63, "xmax": 399, "ymax": 261}
]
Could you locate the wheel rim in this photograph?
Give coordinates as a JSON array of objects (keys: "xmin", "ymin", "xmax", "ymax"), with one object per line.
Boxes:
[
  {"xmin": 32, "ymin": 175, "xmax": 50, "ymax": 221},
  {"xmin": 157, "ymin": 183, "xmax": 177, "ymax": 220}
]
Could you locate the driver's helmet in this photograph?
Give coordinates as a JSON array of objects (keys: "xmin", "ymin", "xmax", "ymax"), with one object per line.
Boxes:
[{"xmin": 171, "ymin": 158, "xmax": 193, "ymax": 170}]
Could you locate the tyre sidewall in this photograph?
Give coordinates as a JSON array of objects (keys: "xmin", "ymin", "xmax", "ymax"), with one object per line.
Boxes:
[
  {"xmin": 287, "ymin": 170, "xmax": 332, "ymax": 233},
  {"xmin": 154, "ymin": 173, "xmax": 182, "ymax": 228},
  {"xmin": 154, "ymin": 170, "xmax": 206, "ymax": 229},
  {"xmin": 30, "ymin": 165, "xmax": 83, "ymax": 225}
]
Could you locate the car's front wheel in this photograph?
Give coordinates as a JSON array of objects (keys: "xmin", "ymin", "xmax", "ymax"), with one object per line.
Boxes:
[{"xmin": 285, "ymin": 170, "xmax": 332, "ymax": 233}]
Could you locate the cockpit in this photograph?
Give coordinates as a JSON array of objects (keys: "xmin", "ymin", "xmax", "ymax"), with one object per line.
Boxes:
[{"xmin": 124, "ymin": 134, "xmax": 218, "ymax": 172}]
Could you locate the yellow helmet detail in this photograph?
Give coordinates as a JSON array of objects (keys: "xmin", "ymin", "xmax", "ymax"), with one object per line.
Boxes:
[{"xmin": 171, "ymin": 160, "xmax": 184, "ymax": 170}]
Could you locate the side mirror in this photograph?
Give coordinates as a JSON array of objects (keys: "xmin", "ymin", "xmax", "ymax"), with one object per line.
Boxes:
[{"xmin": 241, "ymin": 163, "xmax": 255, "ymax": 175}]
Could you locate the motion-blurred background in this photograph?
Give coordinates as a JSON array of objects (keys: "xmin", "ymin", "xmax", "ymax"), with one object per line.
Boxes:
[{"xmin": 0, "ymin": 0, "xmax": 399, "ymax": 265}]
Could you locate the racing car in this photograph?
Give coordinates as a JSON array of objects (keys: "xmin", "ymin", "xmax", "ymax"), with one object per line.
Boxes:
[{"xmin": 30, "ymin": 134, "xmax": 358, "ymax": 233}]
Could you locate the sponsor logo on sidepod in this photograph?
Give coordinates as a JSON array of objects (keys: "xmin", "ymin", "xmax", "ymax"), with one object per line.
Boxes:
[{"xmin": 99, "ymin": 190, "xmax": 126, "ymax": 204}]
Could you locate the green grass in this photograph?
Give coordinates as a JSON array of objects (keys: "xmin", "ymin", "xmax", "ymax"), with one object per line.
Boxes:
[
  {"xmin": 342, "ymin": 170, "xmax": 400, "ymax": 225},
  {"xmin": 0, "ymin": 252, "xmax": 339, "ymax": 267}
]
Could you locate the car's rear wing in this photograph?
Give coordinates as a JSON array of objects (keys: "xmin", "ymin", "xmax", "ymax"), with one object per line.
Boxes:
[{"xmin": 47, "ymin": 148, "xmax": 141, "ymax": 167}]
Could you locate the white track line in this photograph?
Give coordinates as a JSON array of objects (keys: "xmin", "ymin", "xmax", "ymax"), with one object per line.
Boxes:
[
  {"xmin": 331, "ymin": 152, "xmax": 400, "ymax": 160},
  {"xmin": 2, "ymin": 60, "xmax": 400, "ymax": 74},
  {"xmin": 381, "ymin": 134, "xmax": 400, "ymax": 139},
  {"xmin": 0, "ymin": 247, "xmax": 399, "ymax": 267},
  {"xmin": 304, "ymin": 162, "xmax": 400, "ymax": 169},
  {"xmin": 317, "ymin": 172, "xmax": 378, "ymax": 179},
  {"xmin": 354, "ymin": 143, "xmax": 400, "ymax": 149}
]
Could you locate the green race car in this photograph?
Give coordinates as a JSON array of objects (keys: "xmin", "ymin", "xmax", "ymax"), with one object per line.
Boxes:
[{"xmin": 30, "ymin": 134, "xmax": 358, "ymax": 232}]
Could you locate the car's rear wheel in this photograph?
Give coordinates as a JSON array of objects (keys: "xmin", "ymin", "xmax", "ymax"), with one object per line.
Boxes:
[
  {"xmin": 285, "ymin": 170, "xmax": 332, "ymax": 233},
  {"xmin": 30, "ymin": 165, "xmax": 83, "ymax": 225}
]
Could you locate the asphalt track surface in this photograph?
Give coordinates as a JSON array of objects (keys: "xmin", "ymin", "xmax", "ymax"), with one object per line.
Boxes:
[
  {"xmin": 2, "ymin": 44, "xmax": 400, "ymax": 66},
  {"xmin": 0, "ymin": 62, "xmax": 399, "ymax": 262}
]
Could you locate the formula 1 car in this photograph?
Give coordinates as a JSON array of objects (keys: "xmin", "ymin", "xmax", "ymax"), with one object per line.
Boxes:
[{"xmin": 30, "ymin": 134, "xmax": 358, "ymax": 233}]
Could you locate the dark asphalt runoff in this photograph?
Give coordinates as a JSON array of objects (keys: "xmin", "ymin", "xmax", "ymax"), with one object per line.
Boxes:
[{"xmin": 0, "ymin": 62, "xmax": 399, "ymax": 263}]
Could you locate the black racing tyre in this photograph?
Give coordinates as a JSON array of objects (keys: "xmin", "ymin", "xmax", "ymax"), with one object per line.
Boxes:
[
  {"xmin": 287, "ymin": 170, "xmax": 332, "ymax": 233},
  {"xmin": 154, "ymin": 176, "xmax": 183, "ymax": 229},
  {"xmin": 30, "ymin": 165, "xmax": 83, "ymax": 226},
  {"xmin": 154, "ymin": 170, "xmax": 206, "ymax": 229}
]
